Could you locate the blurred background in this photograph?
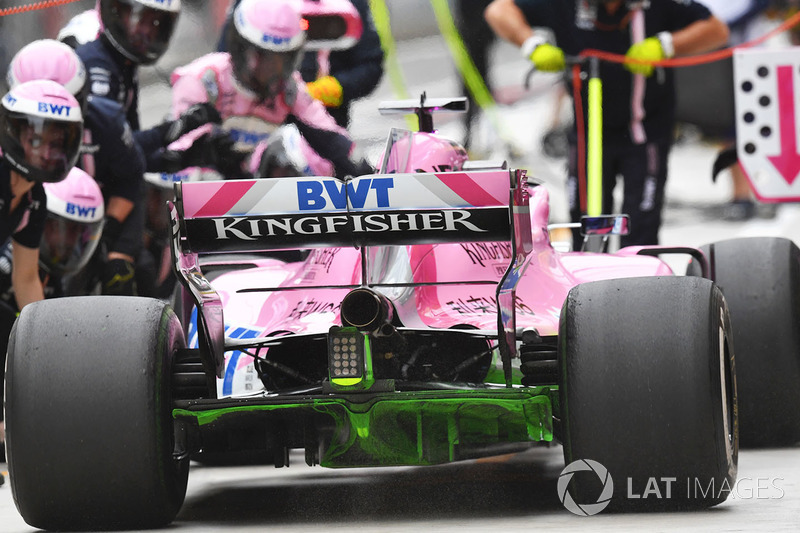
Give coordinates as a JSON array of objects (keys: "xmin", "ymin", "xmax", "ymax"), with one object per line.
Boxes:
[{"xmin": 1, "ymin": 0, "xmax": 798, "ymax": 242}]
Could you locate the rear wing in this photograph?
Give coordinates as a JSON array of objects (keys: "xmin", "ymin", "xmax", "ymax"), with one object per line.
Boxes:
[{"xmin": 169, "ymin": 169, "xmax": 532, "ymax": 385}]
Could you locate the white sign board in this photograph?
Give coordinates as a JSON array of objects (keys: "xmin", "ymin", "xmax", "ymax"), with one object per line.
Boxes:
[{"xmin": 734, "ymin": 47, "xmax": 800, "ymax": 202}]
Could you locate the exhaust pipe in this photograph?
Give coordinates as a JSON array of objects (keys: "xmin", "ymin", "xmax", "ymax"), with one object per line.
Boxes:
[{"xmin": 340, "ymin": 288, "xmax": 394, "ymax": 334}]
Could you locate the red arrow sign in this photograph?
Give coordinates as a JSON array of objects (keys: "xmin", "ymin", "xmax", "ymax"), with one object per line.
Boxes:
[{"xmin": 767, "ymin": 65, "xmax": 800, "ymax": 185}]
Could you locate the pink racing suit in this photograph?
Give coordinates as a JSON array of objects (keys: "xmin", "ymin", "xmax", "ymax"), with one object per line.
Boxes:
[{"xmin": 171, "ymin": 52, "xmax": 359, "ymax": 177}]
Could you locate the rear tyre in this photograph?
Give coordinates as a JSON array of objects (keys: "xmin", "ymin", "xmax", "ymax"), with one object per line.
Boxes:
[
  {"xmin": 560, "ymin": 276, "xmax": 737, "ymax": 511},
  {"xmin": 6, "ymin": 296, "xmax": 189, "ymax": 530},
  {"xmin": 687, "ymin": 237, "xmax": 800, "ymax": 447}
]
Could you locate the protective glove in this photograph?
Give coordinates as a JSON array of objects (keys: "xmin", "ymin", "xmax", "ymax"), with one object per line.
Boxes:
[
  {"xmin": 101, "ymin": 257, "xmax": 137, "ymax": 296},
  {"xmin": 161, "ymin": 102, "xmax": 222, "ymax": 145},
  {"xmin": 624, "ymin": 35, "xmax": 671, "ymax": 77},
  {"xmin": 306, "ymin": 76, "xmax": 344, "ymax": 107},
  {"xmin": 529, "ymin": 43, "xmax": 565, "ymax": 73},
  {"xmin": 162, "ymin": 129, "xmax": 249, "ymax": 177}
]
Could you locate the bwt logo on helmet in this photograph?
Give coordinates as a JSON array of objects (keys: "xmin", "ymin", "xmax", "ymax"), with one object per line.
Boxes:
[
  {"xmin": 4, "ymin": 94, "xmax": 17, "ymax": 106},
  {"xmin": 297, "ymin": 178, "xmax": 394, "ymax": 210},
  {"xmin": 38, "ymin": 102, "xmax": 73, "ymax": 117},
  {"xmin": 66, "ymin": 202, "xmax": 98, "ymax": 218},
  {"xmin": 261, "ymin": 34, "xmax": 293, "ymax": 46}
]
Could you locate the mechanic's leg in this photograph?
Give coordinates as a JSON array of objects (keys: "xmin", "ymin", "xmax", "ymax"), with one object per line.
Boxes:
[
  {"xmin": 618, "ymin": 137, "xmax": 671, "ymax": 247},
  {"xmin": 456, "ymin": 0, "xmax": 494, "ymax": 150},
  {"xmin": 567, "ymin": 140, "xmax": 620, "ymax": 250}
]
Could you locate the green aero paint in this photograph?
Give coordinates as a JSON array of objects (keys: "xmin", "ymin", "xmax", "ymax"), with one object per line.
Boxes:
[{"xmin": 173, "ymin": 389, "xmax": 554, "ymax": 467}]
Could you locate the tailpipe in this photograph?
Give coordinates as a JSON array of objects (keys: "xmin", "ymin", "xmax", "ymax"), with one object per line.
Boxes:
[{"xmin": 340, "ymin": 288, "xmax": 394, "ymax": 335}]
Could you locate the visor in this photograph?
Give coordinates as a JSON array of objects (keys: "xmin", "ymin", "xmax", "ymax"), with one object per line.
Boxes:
[
  {"xmin": 0, "ymin": 111, "xmax": 83, "ymax": 183},
  {"xmin": 102, "ymin": 0, "xmax": 180, "ymax": 64},
  {"xmin": 39, "ymin": 213, "xmax": 104, "ymax": 275},
  {"xmin": 229, "ymin": 30, "xmax": 301, "ymax": 100}
]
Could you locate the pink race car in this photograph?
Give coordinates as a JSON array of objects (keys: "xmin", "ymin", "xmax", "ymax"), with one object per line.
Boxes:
[{"xmin": 6, "ymin": 97, "xmax": 799, "ymax": 529}]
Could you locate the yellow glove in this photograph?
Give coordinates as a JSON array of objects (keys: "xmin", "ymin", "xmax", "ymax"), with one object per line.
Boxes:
[
  {"xmin": 529, "ymin": 43, "xmax": 566, "ymax": 72},
  {"xmin": 625, "ymin": 36, "xmax": 669, "ymax": 77},
  {"xmin": 306, "ymin": 76, "xmax": 344, "ymax": 107}
]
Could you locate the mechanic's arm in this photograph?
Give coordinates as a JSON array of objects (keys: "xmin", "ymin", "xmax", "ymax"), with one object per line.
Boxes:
[
  {"xmin": 670, "ymin": 16, "xmax": 729, "ymax": 56},
  {"xmin": 11, "ymin": 241, "xmax": 43, "ymax": 309},
  {"xmin": 105, "ymin": 196, "xmax": 135, "ymax": 262},
  {"xmin": 484, "ymin": 0, "xmax": 534, "ymax": 47},
  {"xmin": 287, "ymin": 87, "xmax": 373, "ymax": 178}
]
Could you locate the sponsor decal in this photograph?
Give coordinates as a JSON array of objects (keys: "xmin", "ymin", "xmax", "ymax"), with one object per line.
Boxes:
[
  {"xmin": 91, "ymin": 81, "xmax": 110, "ymax": 96},
  {"xmin": 307, "ymin": 248, "xmax": 340, "ymax": 274},
  {"xmin": 211, "ymin": 210, "xmax": 488, "ymax": 239},
  {"xmin": 446, "ymin": 294, "xmax": 535, "ymax": 316},
  {"xmin": 185, "ymin": 208, "xmax": 507, "ymax": 251},
  {"xmin": 66, "ymin": 202, "xmax": 98, "ymax": 218},
  {"xmin": 297, "ymin": 177, "xmax": 394, "ymax": 210},
  {"xmin": 227, "ymin": 128, "xmax": 269, "ymax": 147},
  {"xmin": 460, "ymin": 242, "xmax": 513, "ymax": 268},
  {"xmin": 37, "ymin": 102, "xmax": 73, "ymax": 117},
  {"xmin": 288, "ymin": 297, "xmax": 341, "ymax": 320}
]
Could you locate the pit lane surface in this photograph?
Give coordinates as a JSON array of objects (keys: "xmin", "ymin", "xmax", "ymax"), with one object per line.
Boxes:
[{"xmin": 1, "ymin": 445, "xmax": 799, "ymax": 531}]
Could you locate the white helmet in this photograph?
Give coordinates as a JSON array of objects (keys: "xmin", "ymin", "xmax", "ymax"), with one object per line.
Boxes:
[{"xmin": 40, "ymin": 167, "xmax": 105, "ymax": 275}]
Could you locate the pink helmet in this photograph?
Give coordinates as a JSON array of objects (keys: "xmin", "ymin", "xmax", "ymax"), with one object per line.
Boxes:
[
  {"xmin": 40, "ymin": 167, "xmax": 105, "ymax": 275},
  {"xmin": 0, "ymin": 79, "xmax": 83, "ymax": 183},
  {"xmin": 379, "ymin": 128, "xmax": 468, "ymax": 174},
  {"xmin": 7, "ymin": 39, "xmax": 89, "ymax": 108},
  {"xmin": 229, "ymin": 0, "xmax": 306, "ymax": 100},
  {"xmin": 98, "ymin": 0, "xmax": 181, "ymax": 64}
]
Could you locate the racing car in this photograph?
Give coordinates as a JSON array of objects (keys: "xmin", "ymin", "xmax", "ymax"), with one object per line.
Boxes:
[{"xmin": 4, "ymin": 97, "xmax": 797, "ymax": 530}]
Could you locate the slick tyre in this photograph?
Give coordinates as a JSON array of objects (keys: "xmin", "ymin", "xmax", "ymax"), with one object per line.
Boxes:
[
  {"xmin": 687, "ymin": 237, "xmax": 800, "ymax": 447},
  {"xmin": 559, "ymin": 277, "xmax": 737, "ymax": 511},
  {"xmin": 5, "ymin": 296, "xmax": 189, "ymax": 530}
]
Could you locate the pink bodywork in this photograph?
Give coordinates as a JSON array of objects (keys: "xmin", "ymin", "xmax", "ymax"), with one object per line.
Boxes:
[
  {"xmin": 201, "ymin": 179, "xmax": 672, "ymax": 340},
  {"xmin": 177, "ymin": 136, "xmax": 674, "ymax": 396}
]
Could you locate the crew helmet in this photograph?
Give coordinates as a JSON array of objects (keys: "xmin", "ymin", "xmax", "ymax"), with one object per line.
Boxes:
[
  {"xmin": 7, "ymin": 39, "xmax": 90, "ymax": 110},
  {"xmin": 0, "ymin": 79, "xmax": 83, "ymax": 183},
  {"xmin": 40, "ymin": 167, "xmax": 105, "ymax": 275},
  {"xmin": 228, "ymin": 0, "xmax": 306, "ymax": 100},
  {"xmin": 98, "ymin": 0, "xmax": 181, "ymax": 64}
]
